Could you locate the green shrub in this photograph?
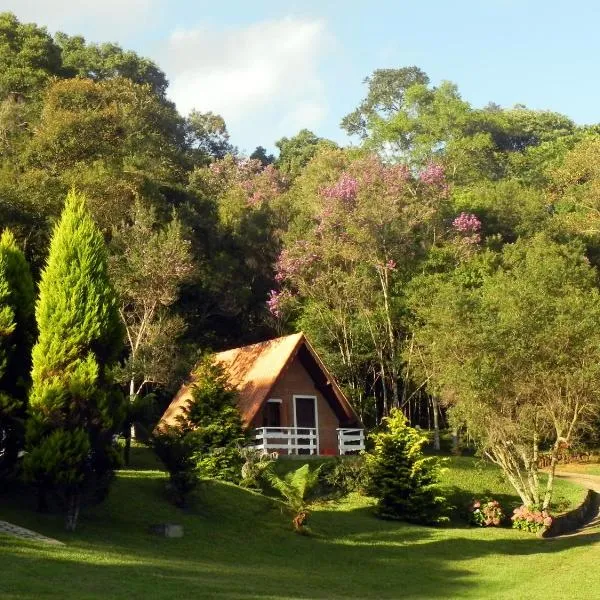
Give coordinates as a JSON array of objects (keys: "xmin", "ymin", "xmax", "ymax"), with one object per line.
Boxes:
[
  {"xmin": 150, "ymin": 425, "xmax": 199, "ymax": 508},
  {"xmin": 186, "ymin": 356, "xmax": 248, "ymax": 482},
  {"xmin": 365, "ymin": 408, "xmax": 449, "ymax": 525},
  {"xmin": 239, "ymin": 447, "xmax": 277, "ymax": 490},
  {"xmin": 318, "ymin": 456, "xmax": 368, "ymax": 498}
]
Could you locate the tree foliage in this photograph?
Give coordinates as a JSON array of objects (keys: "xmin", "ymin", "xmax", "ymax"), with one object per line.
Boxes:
[
  {"xmin": 410, "ymin": 235, "xmax": 600, "ymax": 508},
  {"xmin": 0, "ymin": 229, "xmax": 35, "ymax": 479},
  {"xmin": 24, "ymin": 190, "xmax": 123, "ymax": 530}
]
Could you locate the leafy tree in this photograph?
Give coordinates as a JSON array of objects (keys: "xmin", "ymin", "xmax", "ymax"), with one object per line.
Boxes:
[
  {"xmin": 0, "ymin": 12, "xmax": 62, "ymax": 99},
  {"xmin": 275, "ymin": 129, "xmax": 337, "ymax": 180},
  {"xmin": 411, "ymin": 235, "xmax": 600, "ymax": 509},
  {"xmin": 24, "ymin": 190, "xmax": 123, "ymax": 531},
  {"xmin": 184, "ymin": 110, "xmax": 236, "ymax": 165},
  {"xmin": 341, "ymin": 67, "xmax": 429, "ymax": 140},
  {"xmin": 109, "ymin": 202, "xmax": 193, "ymax": 463},
  {"xmin": 365, "ymin": 408, "xmax": 448, "ymax": 524},
  {"xmin": 55, "ymin": 33, "xmax": 169, "ymax": 97},
  {"xmin": 250, "ymin": 145, "xmax": 275, "ymax": 166},
  {"xmin": 0, "ymin": 229, "xmax": 35, "ymax": 479},
  {"xmin": 274, "ymin": 154, "xmax": 450, "ymax": 418}
]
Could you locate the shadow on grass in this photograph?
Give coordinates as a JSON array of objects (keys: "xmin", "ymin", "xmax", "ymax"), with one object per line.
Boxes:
[{"xmin": 2, "ymin": 468, "xmax": 600, "ymax": 600}]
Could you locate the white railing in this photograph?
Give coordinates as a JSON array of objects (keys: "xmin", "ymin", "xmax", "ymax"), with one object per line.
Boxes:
[
  {"xmin": 254, "ymin": 427, "xmax": 319, "ymax": 455},
  {"xmin": 337, "ymin": 428, "xmax": 365, "ymax": 454}
]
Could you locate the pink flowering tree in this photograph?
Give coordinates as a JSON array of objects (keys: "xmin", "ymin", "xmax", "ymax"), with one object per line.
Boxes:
[{"xmin": 274, "ymin": 153, "xmax": 451, "ymax": 419}]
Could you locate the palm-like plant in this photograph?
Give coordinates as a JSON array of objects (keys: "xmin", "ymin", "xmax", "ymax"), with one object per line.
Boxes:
[{"xmin": 265, "ymin": 463, "xmax": 321, "ymax": 532}]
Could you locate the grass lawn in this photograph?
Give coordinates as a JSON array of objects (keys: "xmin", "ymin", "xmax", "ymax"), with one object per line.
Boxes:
[{"xmin": 0, "ymin": 450, "xmax": 599, "ymax": 599}]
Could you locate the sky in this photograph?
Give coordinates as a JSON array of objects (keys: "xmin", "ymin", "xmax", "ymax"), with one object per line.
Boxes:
[{"xmin": 3, "ymin": 0, "xmax": 600, "ymax": 154}]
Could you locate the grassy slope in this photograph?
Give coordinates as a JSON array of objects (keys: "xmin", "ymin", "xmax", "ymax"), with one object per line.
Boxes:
[{"xmin": 0, "ymin": 452, "xmax": 598, "ymax": 600}]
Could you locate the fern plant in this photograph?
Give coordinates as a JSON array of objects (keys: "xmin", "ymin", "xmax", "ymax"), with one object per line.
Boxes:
[{"xmin": 265, "ymin": 463, "xmax": 321, "ymax": 532}]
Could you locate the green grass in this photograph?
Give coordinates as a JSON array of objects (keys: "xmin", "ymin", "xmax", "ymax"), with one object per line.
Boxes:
[{"xmin": 0, "ymin": 452, "xmax": 598, "ymax": 599}]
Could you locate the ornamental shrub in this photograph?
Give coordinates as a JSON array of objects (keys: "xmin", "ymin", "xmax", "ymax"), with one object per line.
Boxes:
[
  {"xmin": 511, "ymin": 505, "xmax": 553, "ymax": 533},
  {"xmin": 239, "ymin": 447, "xmax": 277, "ymax": 490},
  {"xmin": 365, "ymin": 408, "xmax": 449, "ymax": 524},
  {"xmin": 468, "ymin": 499, "xmax": 505, "ymax": 527}
]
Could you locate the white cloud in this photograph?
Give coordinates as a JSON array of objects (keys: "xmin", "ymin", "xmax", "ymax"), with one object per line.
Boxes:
[{"xmin": 162, "ymin": 17, "xmax": 330, "ymax": 150}]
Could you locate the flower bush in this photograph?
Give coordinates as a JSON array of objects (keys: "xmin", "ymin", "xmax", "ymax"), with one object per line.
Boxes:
[
  {"xmin": 511, "ymin": 505, "xmax": 553, "ymax": 533},
  {"xmin": 468, "ymin": 499, "xmax": 504, "ymax": 527}
]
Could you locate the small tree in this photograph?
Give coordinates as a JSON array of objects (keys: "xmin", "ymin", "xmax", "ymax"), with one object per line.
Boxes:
[
  {"xmin": 151, "ymin": 355, "xmax": 248, "ymax": 497},
  {"xmin": 24, "ymin": 190, "xmax": 123, "ymax": 531},
  {"xmin": 0, "ymin": 229, "xmax": 35, "ymax": 480},
  {"xmin": 186, "ymin": 357, "xmax": 248, "ymax": 482},
  {"xmin": 365, "ymin": 409, "xmax": 449, "ymax": 524}
]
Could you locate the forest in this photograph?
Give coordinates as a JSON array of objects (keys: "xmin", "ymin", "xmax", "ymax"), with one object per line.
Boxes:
[{"xmin": 3, "ymin": 12, "xmax": 600, "ymax": 521}]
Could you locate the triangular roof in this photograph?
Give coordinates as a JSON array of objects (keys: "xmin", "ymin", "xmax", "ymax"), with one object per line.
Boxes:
[{"xmin": 159, "ymin": 332, "xmax": 361, "ymax": 429}]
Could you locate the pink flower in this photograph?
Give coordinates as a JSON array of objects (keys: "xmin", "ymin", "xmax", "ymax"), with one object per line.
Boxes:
[
  {"xmin": 452, "ymin": 212, "xmax": 482, "ymax": 234},
  {"xmin": 321, "ymin": 174, "xmax": 358, "ymax": 204},
  {"xmin": 419, "ymin": 162, "xmax": 445, "ymax": 185}
]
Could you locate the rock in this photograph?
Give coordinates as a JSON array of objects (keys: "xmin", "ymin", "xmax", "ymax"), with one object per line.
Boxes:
[{"xmin": 149, "ymin": 523, "xmax": 183, "ymax": 538}]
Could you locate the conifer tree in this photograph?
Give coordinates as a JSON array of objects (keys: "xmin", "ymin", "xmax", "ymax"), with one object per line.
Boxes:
[
  {"xmin": 0, "ymin": 230, "xmax": 35, "ymax": 480},
  {"xmin": 25, "ymin": 190, "xmax": 123, "ymax": 531},
  {"xmin": 366, "ymin": 409, "xmax": 449, "ymax": 524}
]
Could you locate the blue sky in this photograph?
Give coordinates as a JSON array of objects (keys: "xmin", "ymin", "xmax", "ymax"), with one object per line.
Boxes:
[{"xmin": 4, "ymin": 0, "xmax": 600, "ymax": 153}]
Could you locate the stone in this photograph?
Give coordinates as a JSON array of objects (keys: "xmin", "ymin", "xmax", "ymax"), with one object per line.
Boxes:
[{"xmin": 149, "ymin": 523, "xmax": 183, "ymax": 538}]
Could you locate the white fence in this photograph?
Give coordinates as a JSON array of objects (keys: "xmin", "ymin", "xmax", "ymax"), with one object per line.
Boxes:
[
  {"xmin": 254, "ymin": 427, "xmax": 319, "ymax": 455},
  {"xmin": 337, "ymin": 428, "xmax": 365, "ymax": 454},
  {"xmin": 253, "ymin": 426, "xmax": 365, "ymax": 455}
]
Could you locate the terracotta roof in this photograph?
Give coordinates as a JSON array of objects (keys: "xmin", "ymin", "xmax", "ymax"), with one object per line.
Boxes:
[{"xmin": 159, "ymin": 332, "xmax": 360, "ymax": 429}]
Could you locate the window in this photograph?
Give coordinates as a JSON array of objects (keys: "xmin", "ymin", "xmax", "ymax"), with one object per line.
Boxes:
[{"xmin": 263, "ymin": 399, "xmax": 281, "ymax": 428}]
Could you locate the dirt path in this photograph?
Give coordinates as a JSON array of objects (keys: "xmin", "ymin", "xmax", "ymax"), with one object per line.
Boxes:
[{"xmin": 552, "ymin": 472, "xmax": 600, "ymax": 537}]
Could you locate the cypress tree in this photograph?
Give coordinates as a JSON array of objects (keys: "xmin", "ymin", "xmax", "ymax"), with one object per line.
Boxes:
[
  {"xmin": 0, "ymin": 230, "xmax": 35, "ymax": 480},
  {"xmin": 24, "ymin": 190, "xmax": 123, "ymax": 531}
]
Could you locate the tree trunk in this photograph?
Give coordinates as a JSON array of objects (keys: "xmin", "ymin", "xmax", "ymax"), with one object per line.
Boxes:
[
  {"xmin": 123, "ymin": 378, "xmax": 136, "ymax": 466},
  {"xmin": 451, "ymin": 427, "xmax": 459, "ymax": 455},
  {"xmin": 65, "ymin": 491, "xmax": 81, "ymax": 532},
  {"xmin": 432, "ymin": 396, "xmax": 441, "ymax": 451},
  {"xmin": 542, "ymin": 443, "xmax": 560, "ymax": 510}
]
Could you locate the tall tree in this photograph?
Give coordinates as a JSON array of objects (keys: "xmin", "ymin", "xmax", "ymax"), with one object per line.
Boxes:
[
  {"xmin": 24, "ymin": 190, "xmax": 123, "ymax": 531},
  {"xmin": 0, "ymin": 229, "xmax": 35, "ymax": 479},
  {"xmin": 411, "ymin": 235, "xmax": 600, "ymax": 509},
  {"xmin": 109, "ymin": 202, "xmax": 193, "ymax": 463}
]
